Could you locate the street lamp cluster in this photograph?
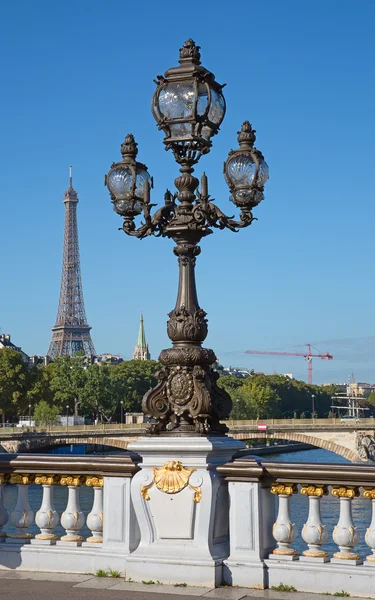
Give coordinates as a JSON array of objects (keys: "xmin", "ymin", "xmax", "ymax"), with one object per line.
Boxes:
[{"xmin": 105, "ymin": 39, "xmax": 269, "ymax": 435}]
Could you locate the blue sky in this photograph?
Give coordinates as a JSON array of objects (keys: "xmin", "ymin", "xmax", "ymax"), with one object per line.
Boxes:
[{"xmin": 0, "ymin": 0, "xmax": 374, "ymax": 384}]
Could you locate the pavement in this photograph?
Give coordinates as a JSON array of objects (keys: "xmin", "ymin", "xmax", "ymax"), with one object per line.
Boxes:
[{"xmin": 0, "ymin": 572, "xmax": 373, "ymax": 600}]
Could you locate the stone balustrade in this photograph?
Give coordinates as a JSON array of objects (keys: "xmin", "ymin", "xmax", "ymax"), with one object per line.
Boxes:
[
  {"xmin": 2, "ymin": 449, "xmax": 375, "ymax": 596},
  {"xmin": 0, "ymin": 453, "xmax": 140, "ymax": 574},
  {"xmin": 218, "ymin": 454, "xmax": 375, "ymax": 595}
]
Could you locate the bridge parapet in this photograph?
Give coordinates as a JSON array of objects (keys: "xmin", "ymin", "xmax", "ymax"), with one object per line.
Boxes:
[
  {"xmin": 218, "ymin": 455, "xmax": 375, "ymax": 594},
  {"xmin": 0, "ymin": 450, "xmax": 375, "ymax": 595},
  {"xmin": 0, "ymin": 453, "xmax": 140, "ymax": 574}
]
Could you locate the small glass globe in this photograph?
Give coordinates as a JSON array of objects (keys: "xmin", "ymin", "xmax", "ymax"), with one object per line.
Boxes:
[
  {"xmin": 107, "ymin": 165, "xmax": 152, "ymax": 214},
  {"xmin": 113, "ymin": 198, "xmax": 143, "ymax": 216},
  {"xmin": 226, "ymin": 153, "xmax": 269, "ymax": 189}
]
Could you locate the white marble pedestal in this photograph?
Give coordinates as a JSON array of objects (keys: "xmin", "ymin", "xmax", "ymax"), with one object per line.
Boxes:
[{"xmin": 126, "ymin": 435, "xmax": 244, "ymax": 587}]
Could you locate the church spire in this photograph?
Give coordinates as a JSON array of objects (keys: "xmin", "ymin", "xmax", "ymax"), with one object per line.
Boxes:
[{"xmin": 133, "ymin": 313, "xmax": 150, "ymax": 361}]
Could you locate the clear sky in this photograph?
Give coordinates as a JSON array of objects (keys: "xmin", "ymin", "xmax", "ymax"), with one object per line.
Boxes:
[{"xmin": 1, "ymin": 0, "xmax": 374, "ymax": 384}]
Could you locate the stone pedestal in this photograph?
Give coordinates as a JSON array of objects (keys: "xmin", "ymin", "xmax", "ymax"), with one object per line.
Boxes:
[
  {"xmin": 224, "ymin": 480, "xmax": 275, "ymax": 588},
  {"xmin": 126, "ymin": 435, "xmax": 244, "ymax": 587}
]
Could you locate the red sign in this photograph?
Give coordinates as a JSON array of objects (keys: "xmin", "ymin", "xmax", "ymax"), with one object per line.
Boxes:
[{"xmin": 257, "ymin": 424, "xmax": 268, "ymax": 431}]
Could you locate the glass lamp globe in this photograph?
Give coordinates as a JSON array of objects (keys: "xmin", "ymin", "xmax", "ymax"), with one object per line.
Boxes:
[
  {"xmin": 152, "ymin": 39, "xmax": 226, "ymax": 160},
  {"xmin": 105, "ymin": 134, "xmax": 152, "ymax": 216},
  {"xmin": 107, "ymin": 165, "xmax": 152, "ymax": 216},
  {"xmin": 224, "ymin": 121, "xmax": 269, "ymax": 208}
]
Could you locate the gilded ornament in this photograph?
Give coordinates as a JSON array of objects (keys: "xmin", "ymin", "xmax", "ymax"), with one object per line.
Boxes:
[
  {"xmin": 364, "ymin": 488, "xmax": 375, "ymax": 499},
  {"xmin": 154, "ymin": 461, "xmax": 195, "ymax": 494},
  {"xmin": 0, "ymin": 474, "xmax": 9, "ymax": 485},
  {"xmin": 301, "ymin": 485, "xmax": 328, "ymax": 497},
  {"xmin": 270, "ymin": 483, "xmax": 298, "ymax": 496},
  {"xmin": 60, "ymin": 475, "xmax": 84, "ymax": 487},
  {"xmin": 140, "ymin": 461, "xmax": 202, "ymax": 502},
  {"xmin": 273, "ymin": 548, "xmax": 298, "ymax": 556},
  {"xmin": 302, "ymin": 550, "xmax": 329, "ymax": 558},
  {"xmin": 85, "ymin": 476, "xmax": 104, "ymax": 487},
  {"xmin": 34, "ymin": 475, "xmax": 59, "ymax": 486},
  {"xmin": 35, "ymin": 533, "xmax": 58, "ymax": 540},
  {"xmin": 333, "ymin": 551, "xmax": 360, "ymax": 560},
  {"xmin": 9, "ymin": 474, "xmax": 34, "ymax": 485},
  {"xmin": 140, "ymin": 481, "xmax": 154, "ymax": 501},
  {"xmin": 331, "ymin": 486, "xmax": 360, "ymax": 499}
]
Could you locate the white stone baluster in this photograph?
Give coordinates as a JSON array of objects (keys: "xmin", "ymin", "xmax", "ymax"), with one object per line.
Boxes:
[
  {"xmin": 58, "ymin": 476, "xmax": 85, "ymax": 545},
  {"xmin": 8, "ymin": 474, "xmax": 34, "ymax": 542},
  {"xmin": 0, "ymin": 474, "xmax": 9, "ymax": 541},
  {"xmin": 331, "ymin": 486, "xmax": 362, "ymax": 565},
  {"xmin": 364, "ymin": 488, "xmax": 375, "ymax": 565},
  {"xmin": 84, "ymin": 476, "xmax": 103, "ymax": 544},
  {"xmin": 300, "ymin": 484, "xmax": 329, "ymax": 562},
  {"xmin": 33, "ymin": 475, "xmax": 59, "ymax": 544},
  {"xmin": 269, "ymin": 483, "xmax": 298, "ymax": 559}
]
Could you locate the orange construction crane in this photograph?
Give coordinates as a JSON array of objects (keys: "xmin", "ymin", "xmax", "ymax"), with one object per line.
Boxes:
[{"xmin": 245, "ymin": 344, "xmax": 333, "ymax": 384}]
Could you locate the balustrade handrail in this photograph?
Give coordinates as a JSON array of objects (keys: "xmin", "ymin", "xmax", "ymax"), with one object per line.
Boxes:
[
  {"xmin": 218, "ymin": 454, "xmax": 375, "ymax": 487},
  {"xmin": 0, "ymin": 453, "xmax": 140, "ymax": 478}
]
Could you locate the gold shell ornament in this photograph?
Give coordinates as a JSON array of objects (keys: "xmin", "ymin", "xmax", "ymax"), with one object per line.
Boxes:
[
  {"xmin": 154, "ymin": 461, "xmax": 194, "ymax": 494},
  {"xmin": 140, "ymin": 461, "xmax": 202, "ymax": 502}
]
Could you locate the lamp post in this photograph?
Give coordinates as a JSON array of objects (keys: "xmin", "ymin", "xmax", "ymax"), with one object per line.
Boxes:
[
  {"xmin": 120, "ymin": 401, "xmax": 124, "ymax": 428},
  {"xmin": 105, "ymin": 39, "xmax": 268, "ymax": 436},
  {"xmin": 66, "ymin": 405, "xmax": 69, "ymax": 432},
  {"xmin": 312, "ymin": 394, "xmax": 315, "ymax": 419},
  {"xmin": 28, "ymin": 403, "xmax": 32, "ymax": 427}
]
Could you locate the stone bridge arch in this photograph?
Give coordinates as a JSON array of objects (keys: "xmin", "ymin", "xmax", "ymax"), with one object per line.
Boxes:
[{"xmin": 231, "ymin": 431, "xmax": 359, "ymax": 462}]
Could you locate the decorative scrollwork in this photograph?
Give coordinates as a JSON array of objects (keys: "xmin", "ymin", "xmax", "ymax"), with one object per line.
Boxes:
[
  {"xmin": 167, "ymin": 306, "xmax": 208, "ymax": 343},
  {"xmin": 331, "ymin": 486, "xmax": 360, "ymax": 498},
  {"xmin": 85, "ymin": 476, "xmax": 104, "ymax": 487},
  {"xmin": 271, "ymin": 483, "xmax": 298, "ymax": 496},
  {"xmin": 9, "ymin": 474, "xmax": 35, "ymax": 485},
  {"xmin": 142, "ymin": 362, "xmax": 231, "ymax": 435},
  {"xmin": 34, "ymin": 475, "xmax": 59, "ymax": 486},
  {"xmin": 140, "ymin": 461, "xmax": 202, "ymax": 503},
  {"xmin": 159, "ymin": 346, "xmax": 216, "ymax": 367},
  {"xmin": 300, "ymin": 485, "xmax": 328, "ymax": 497},
  {"xmin": 60, "ymin": 475, "xmax": 84, "ymax": 487}
]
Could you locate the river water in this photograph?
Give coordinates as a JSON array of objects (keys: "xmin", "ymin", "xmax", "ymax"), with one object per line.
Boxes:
[{"xmin": 1, "ymin": 447, "xmax": 372, "ymax": 559}]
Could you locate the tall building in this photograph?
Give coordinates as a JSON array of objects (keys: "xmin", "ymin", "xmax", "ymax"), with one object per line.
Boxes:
[
  {"xmin": 47, "ymin": 168, "xmax": 96, "ymax": 359},
  {"xmin": 133, "ymin": 313, "xmax": 150, "ymax": 361}
]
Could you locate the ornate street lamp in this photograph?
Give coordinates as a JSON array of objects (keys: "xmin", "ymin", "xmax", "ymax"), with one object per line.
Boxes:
[{"xmin": 105, "ymin": 39, "xmax": 269, "ymax": 435}]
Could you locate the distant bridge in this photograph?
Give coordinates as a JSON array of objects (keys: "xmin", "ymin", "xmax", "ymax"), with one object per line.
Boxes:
[{"xmin": 1, "ymin": 418, "xmax": 375, "ymax": 461}]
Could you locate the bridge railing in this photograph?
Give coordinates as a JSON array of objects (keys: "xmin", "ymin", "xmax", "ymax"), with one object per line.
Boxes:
[
  {"xmin": 0, "ymin": 453, "xmax": 140, "ymax": 573},
  {"xmin": 2, "ymin": 417, "xmax": 375, "ymax": 438},
  {"xmin": 227, "ymin": 417, "xmax": 375, "ymax": 427},
  {"xmin": 218, "ymin": 455, "xmax": 375, "ymax": 593}
]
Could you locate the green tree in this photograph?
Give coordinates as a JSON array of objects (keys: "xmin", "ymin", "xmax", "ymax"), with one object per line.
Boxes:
[
  {"xmin": 33, "ymin": 400, "xmax": 60, "ymax": 426},
  {"xmin": 81, "ymin": 364, "xmax": 122, "ymax": 423},
  {"xmin": 112, "ymin": 360, "xmax": 159, "ymax": 413},
  {"xmin": 0, "ymin": 348, "xmax": 29, "ymax": 423},
  {"xmin": 27, "ymin": 362, "xmax": 56, "ymax": 407},
  {"xmin": 50, "ymin": 354, "xmax": 87, "ymax": 416},
  {"xmin": 367, "ymin": 392, "xmax": 375, "ymax": 408},
  {"xmin": 237, "ymin": 378, "xmax": 281, "ymax": 419}
]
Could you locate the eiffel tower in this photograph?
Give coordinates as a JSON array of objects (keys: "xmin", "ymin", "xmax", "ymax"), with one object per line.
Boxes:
[{"xmin": 47, "ymin": 168, "xmax": 96, "ymax": 359}]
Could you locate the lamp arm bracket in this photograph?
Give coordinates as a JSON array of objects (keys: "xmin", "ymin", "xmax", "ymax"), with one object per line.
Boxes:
[{"xmin": 193, "ymin": 193, "xmax": 256, "ymax": 232}]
